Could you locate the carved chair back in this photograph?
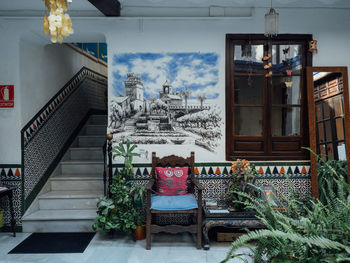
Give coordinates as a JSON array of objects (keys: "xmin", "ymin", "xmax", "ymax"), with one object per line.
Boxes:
[{"xmin": 151, "ymin": 152, "xmax": 195, "ymax": 194}]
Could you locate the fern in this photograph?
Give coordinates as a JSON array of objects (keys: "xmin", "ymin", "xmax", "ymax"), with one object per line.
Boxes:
[{"xmin": 223, "ymin": 150, "xmax": 350, "ymax": 263}]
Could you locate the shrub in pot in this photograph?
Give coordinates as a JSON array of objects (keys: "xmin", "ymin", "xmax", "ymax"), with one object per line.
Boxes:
[
  {"xmin": 224, "ymin": 159, "xmax": 258, "ymax": 211},
  {"xmin": 92, "ymin": 139, "xmax": 143, "ymax": 235}
]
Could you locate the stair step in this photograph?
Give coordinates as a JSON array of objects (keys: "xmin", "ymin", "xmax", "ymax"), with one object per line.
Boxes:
[
  {"xmin": 78, "ymin": 135, "xmax": 106, "ymax": 147},
  {"xmin": 60, "ymin": 161, "xmax": 104, "ymax": 174},
  {"xmin": 22, "ymin": 209, "xmax": 97, "ymax": 232},
  {"xmin": 69, "ymin": 147, "xmax": 104, "ymax": 160},
  {"xmin": 40, "ymin": 190, "xmax": 102, "ymax": 198},
  {"xmin": 84, "ymin": 125, "xmax": 107, "ymax": 135},
  {"xmin": 88, "ymin": 115, "xmax": 107, "ymax": 125},
  {"xmin": 53, "ymin": 174, "xmax": 103, "ymax": 178},
  {"xmin": 51, "ymin": 177, "xmax": 104, "ymax": 191},
  {"xmin": 38, "ymin": 191, "xmax": 101, "ymax": 210},
  {"xmin": 23, "ymin": 209, "xmax": 97, "ymax": 220}
]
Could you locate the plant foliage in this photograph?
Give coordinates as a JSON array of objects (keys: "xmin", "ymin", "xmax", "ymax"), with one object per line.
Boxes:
[
  {"xmin": 222, "ymin": 148, "xmax": 350, "ymax": 263},
  {"xmin": 225, "ymin": 159, "xmax": 258, "ymax": 210},
  {"xmin": 92, "ymin": 139, "xmax": 145, "ymax": 234}
]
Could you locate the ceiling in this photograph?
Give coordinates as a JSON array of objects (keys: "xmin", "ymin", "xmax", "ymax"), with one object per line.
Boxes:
[{"xmin": 0, "ymin": 0, "xmax": 350, "ymax": 17}]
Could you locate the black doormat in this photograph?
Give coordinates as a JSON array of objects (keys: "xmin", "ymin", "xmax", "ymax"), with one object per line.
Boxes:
[{"xmin": 9, "ymin": 232, "xmax": 95, "ymax": 254}]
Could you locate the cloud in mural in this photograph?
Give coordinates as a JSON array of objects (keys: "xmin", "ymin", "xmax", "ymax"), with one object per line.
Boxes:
[{"xmin": 112, "ymin": 53, "xmax": 219, "ymax": 99}]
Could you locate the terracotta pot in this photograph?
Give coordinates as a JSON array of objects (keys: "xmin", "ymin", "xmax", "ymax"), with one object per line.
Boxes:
[{"xmin": 134, "ymin": 224, "xmax": 146, "ymax": 240}]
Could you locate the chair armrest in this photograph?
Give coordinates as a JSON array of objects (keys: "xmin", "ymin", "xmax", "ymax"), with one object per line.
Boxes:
[
  {"xmin": 189, "ymin": 177, "xmax": 203, "ymax": 191},
  {"xmin": 146, "ymin": 179, "xmax": 155, "ymax": 191}
]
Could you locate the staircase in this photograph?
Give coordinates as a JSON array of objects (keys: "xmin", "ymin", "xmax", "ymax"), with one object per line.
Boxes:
[{"xmin": 22, "ymin": 115, "xmax": 107, "ymax": 232}]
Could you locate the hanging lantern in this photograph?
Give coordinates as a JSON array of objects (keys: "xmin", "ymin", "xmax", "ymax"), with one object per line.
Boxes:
[{"xmin": 264, "ymin": 0, "xmax": 279, "ymax": 37}]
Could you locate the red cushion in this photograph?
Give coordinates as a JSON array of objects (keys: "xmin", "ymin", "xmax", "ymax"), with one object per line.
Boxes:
[{"xmin": 155, "ymin": 167, "xmax": 189, "ymax": 196}]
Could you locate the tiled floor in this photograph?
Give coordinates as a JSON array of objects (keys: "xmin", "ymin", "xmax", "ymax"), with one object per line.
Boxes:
[{"xmin": 0, "ymin": 232, "xmax": 253, "ymax": 263}]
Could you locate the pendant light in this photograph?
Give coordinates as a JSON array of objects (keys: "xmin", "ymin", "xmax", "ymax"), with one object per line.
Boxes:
[{"xmin": 264, "ymin": 0, "xmax": 279, "ymax": 37}]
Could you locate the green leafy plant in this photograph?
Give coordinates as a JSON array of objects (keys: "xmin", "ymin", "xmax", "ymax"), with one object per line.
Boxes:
[
  {"xmin": 224, "ymin": 159, "xmax": 258, "ymax": 210},
  {"xmin": 92, "ymin": 139, "xmax": 143, "ymax": 234},
  {"xmin": 112, "ymin": 139, "xmax": 141, "ymax": 180},
  {"xmin": 131, "ymin": 183, "xmax": 146, "ymax": 208},
  {"xmin": 222, "ymin": 148, "xmax": 350, "ymax": 262}
]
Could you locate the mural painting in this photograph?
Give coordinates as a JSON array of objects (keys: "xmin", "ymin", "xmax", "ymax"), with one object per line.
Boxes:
[{"xmin": 109, "ymin": 53, "xmax": 223, "ymax": 161}]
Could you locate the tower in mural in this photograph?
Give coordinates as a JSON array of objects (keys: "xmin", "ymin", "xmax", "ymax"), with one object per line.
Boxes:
[
  {"xmin": 159, "ymin": 80, "xmax": 182, "ymax": 106},
  {"xmin": 124, "ymin": 73, "xmax": 144, "ymax": 111}
]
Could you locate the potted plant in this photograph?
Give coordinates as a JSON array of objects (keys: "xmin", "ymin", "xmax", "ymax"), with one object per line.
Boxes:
[
  {"xmin": 92, "ymin": 139, "xmax": 142, "ymax": 236},
  {"xmin": 224, "ymin": 159, "xmax": 258, "ymax": 211}
]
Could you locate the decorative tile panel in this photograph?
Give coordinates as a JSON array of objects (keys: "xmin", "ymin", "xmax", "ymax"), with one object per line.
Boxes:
[
  {"xmin": 113, "ymin": 160, "xmax": 312, "ymax": 203},
  {"xmin": 0, "ymin": 167, "xmax": 21, "ymax": 181},
  {"xmin": 0, "ymin": 165, "xmax": 22, "ymax": 226}
]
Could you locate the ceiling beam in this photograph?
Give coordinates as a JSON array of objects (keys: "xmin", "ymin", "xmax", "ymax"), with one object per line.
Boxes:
[{"xmin": 88, "ymin": 0, "xmax": 120, "ymax": 17}]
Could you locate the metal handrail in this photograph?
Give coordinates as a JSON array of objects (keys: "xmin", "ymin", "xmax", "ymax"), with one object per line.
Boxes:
[
  {"xmin": 104, "ymin": 134, "xmax": 113, "ymax": 197},
  {"xmin": 102, "ymin": 140, "xmax": 107, "ymax": 196}
]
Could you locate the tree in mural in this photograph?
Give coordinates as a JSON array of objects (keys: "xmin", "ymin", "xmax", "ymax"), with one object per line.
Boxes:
[
  {"xmin": 178, "ymin": 106, "xmax": 221, "ymax": 129},
  {"xmin": 197, "ymin": 94, "xmax": 206, "ymax": 109},
  {"xmin": 182, "ymin": 88, "xmax": 191, "ymax": 113},
  {"xmin": 109, "ymin": 100, "xmax": 123, "ymax": 129},
  {"xmin": 177, "ymin": 106, "xmax": 222, "ymax": 147},
  {"xmin": 153, "ymin": 99, "xmax": 168, "ymax": 114},
  {"xmin": 149, "ymin": 96, "xmax": 156, "ymax": 114}
]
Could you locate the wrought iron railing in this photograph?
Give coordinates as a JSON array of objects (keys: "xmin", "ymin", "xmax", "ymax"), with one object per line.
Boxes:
[{"xmin": 103, "ymin": 134, "xmax": 114, "ymax": 197}]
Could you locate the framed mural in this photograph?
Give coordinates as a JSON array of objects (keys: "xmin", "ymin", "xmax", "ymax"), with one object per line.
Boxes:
[{"xmin": 109, "ymin": 52, "xmax": 224, "ymax": 162}]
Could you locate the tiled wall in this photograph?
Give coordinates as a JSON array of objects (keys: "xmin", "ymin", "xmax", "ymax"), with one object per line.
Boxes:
[
  {"xmin": 0, "ymin": 166, "xmax": 22, "ymax": 228},
  {"xmin": 113, "ymin": 161, "xmax": 312, "ymax": 202}
]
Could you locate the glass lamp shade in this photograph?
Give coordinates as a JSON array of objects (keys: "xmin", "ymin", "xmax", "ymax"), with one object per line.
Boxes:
[{"xmin": 265, "ymin": 8, "xmax": 279, "ymax": 37}]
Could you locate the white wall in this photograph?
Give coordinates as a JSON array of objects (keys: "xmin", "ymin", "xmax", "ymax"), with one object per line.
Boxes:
[
  {"xmin": 19, "ymin": 41, "xmax": 107, "ymax": 125},
  {"xmin": 0, "ymin": 22, "xmax": 22, "ymax": 164},
  {"xmin": 1, "ymin": 6, "xmax": 350, "ymax": 163}
]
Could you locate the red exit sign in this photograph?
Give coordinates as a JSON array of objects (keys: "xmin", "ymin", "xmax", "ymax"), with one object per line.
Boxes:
[{"xmin": 0, "ymin": 85, "xmax": 14, "ymax": 108}]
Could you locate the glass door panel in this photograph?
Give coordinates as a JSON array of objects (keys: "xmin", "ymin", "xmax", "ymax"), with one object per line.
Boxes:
[{"xmin": 234, "ymin": 107, "xmax": 263, "ymax": 136}]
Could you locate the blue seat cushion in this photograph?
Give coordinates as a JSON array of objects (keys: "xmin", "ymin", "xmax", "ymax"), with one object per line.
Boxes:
[{"xmin": 151, "ymin": 194, "xmax": 198, "ymax": 210}]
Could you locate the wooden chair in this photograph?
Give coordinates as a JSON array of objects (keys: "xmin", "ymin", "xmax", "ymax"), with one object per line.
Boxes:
[{"xmin": 145, "ymin": 152, "xmax": 203, "ymax": 249}]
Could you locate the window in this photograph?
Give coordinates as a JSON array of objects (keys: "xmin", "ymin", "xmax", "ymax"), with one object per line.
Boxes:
[
  {"xmin": 314, "ymin": 73, "xmax": 346, "ymax": 160},
  {"xmin": 226, "ymin": 34, "xmax": 312, "ymax": 160}
]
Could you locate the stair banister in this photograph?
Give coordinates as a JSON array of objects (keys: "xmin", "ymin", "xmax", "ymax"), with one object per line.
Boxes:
[
  {"xmin": 102, "ymin": 138, "xmax": 107, "ymax": 196},
  {"xmin": 106, "ymin": 134, "xmax": 113, "ymax": 197}
]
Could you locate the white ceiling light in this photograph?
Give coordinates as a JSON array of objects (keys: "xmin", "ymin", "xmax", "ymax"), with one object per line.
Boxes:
[{"xmin": 264, "ymin": 0, "xmax": 279, "ymax": 37}]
